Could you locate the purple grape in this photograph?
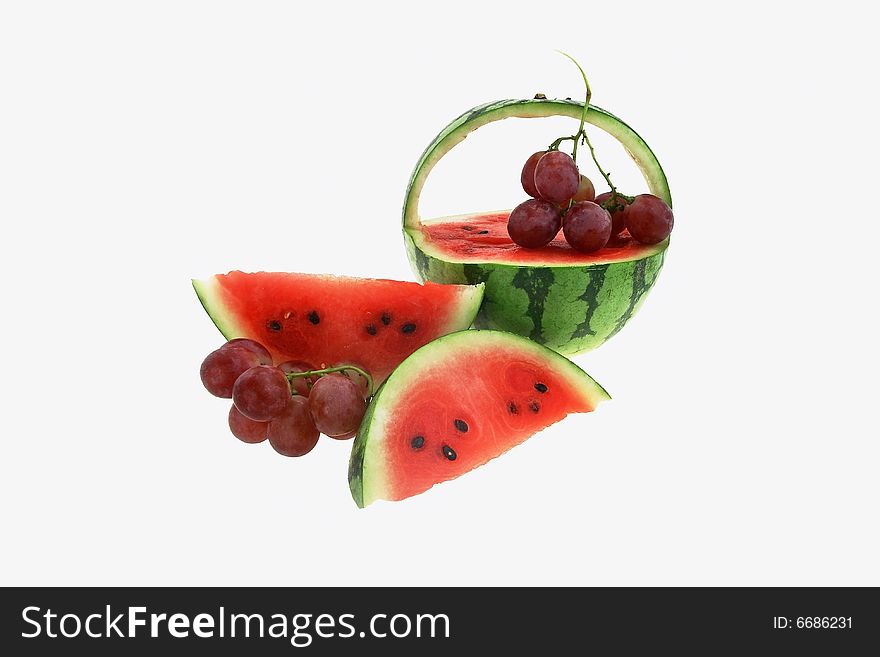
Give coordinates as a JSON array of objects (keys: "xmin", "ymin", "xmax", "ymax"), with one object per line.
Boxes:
[
  {"xmin": 329, "ymin": 363, "xmax": 371, "ymax": 400},
  {"xmin": 228, "ymin": 405, "xmax": 269, "ymax": 443},
  {"xmin": 223, "ymin": 338, "xmax": 272, "ymax": 365},
  {"xmin": 232, "ymin": 365, "xmax": 291, "ymax": 422},
  {"xmin": 278, "ymin": 360, "xmax": 318, "ymax": 397},
  {"xmin": 595, "ymin": 191, "xmax": 632, "ymax": 236},
  {"xmin": 562, "ymin": 201, "xmax": 612, "ymax": 253},
  {"xmin": 626, "ymin": 194, "xmax": 674, "ymax": 244},
  {"xmin": 267, "ymin": 396, "xmax": 320, "ymax": 457},
  {"xmin": 563, "ymin": 174, "xmax": 596, "ymax": 205},
  {"xmin": 520, "ymin": 151, "xmax": 546, "ymax": 198},
  {"xmin": 507, "ymin": 199, "xmax": 562, "ymax": 248},
  {"xmin": 200, "ymin": 347, "xmax": 262, "ymax": 398},
  {"xmin": 534, "ymin": 151, "xmax": 579, "ymax": 203},
  {"xmin": 308, "ymin": 374, "xmax": 365, "ymax": 439}
]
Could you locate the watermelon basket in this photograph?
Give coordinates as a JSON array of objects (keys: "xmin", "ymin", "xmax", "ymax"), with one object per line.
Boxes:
[{"xmin": 403, "ymin": 98, "xmax": 672, "ymax": 355}]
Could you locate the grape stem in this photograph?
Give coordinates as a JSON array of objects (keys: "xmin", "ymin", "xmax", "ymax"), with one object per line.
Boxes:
[
  {"xmin": 551, "ymin": 52, "xmax": 623, "ymax": 203},
  {"xmin": 285, "ymin": 365, "xmax": 374, "ymax": 398}
]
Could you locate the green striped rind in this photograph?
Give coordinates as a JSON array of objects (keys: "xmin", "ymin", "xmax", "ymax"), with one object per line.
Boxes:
[
  {"xmin": 348, "ymin": 389, "xmax": 381, "ymax": 508},
  {"xmin": 403, "ymin": 98, "xmax": 672, "ymax": 231},
  {"xmin": 402, "ymin": 98, "xmax": 671, "ymax": 354},
  {"xmin": 405, "ymin": 232, "xmax": 665, "ymax": 355},
  {"xmin": 348, "ymin": 330, "xmax": 610, "ymax": 508}
]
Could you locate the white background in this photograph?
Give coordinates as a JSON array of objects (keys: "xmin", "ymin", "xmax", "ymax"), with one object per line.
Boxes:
[{"xmin": 1, "ymin": 1, "xmax": 877, "ymax": 586}]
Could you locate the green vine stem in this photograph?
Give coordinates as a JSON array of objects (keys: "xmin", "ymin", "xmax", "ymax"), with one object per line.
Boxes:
[
  {"xmin": 285, "ymin": 365, "xmax": 374, "ymax": 398},
  {"xmin": 552, "ymin": 52, "xmax": 625, "ymax": 206},
  {"xmin": 558, "ymin": 51, "xmax": 591, "ymax": 163}
]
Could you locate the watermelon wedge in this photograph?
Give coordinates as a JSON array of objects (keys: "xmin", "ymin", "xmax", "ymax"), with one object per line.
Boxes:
[
  {"xmin": 349, "ymin": 330, "xmax": 609, "ymax": 507},
  {"xmin": 403, "ymin": 98, "xmax": 671, "ymax": 355},
  {"xmin": 193, "ymin": 272, "xmax": 484, "ymax": 384}
]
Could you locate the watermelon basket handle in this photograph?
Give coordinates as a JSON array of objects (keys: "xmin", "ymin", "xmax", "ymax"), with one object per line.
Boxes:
[{"xmin": 401, "ymin": 98, "xmax": 672, "ymax": 231}]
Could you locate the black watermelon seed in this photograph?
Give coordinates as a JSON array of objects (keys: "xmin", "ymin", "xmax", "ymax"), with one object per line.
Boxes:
[
  {"xmin": 461, "ymin": 225, "xmax": 474, "ymax": 231},
  {"xmin": 381, "ymin": 312, "xmax": 392, "ymax": 326},
  {"xmin": 508, "ymin": 401, "xmax": 519, "ymax": 415},
  {"xmin": 476, "ymin": 230, "xmax": 489, "ymax": 235},
  {"xmin": 529, "ymin": 401, "xmax": 541, "ymax": 413},
  {"xmin": 454, "ymin": 419, "xmax": 468, "ymax": 432},
  {"xmin": 401, "ymin": 323, "xmax": 416, "ymax": 334},
  {"xmin": 410, "ymin": 435, "xmax": 425, "ymax": 449},
  {"xmin": 308, "ymin": 311, "xmax": 320, "ymax": 325},
  {"xmin": 534, "ymin": 382, "xmax": 548, "ymax": 393},
  {"xmin": 267, "ymin": 320, "xmax": 282, "ymax": 332},
  {"xmin": 442, "ymin": 445, "xmax": 457, "ymax": 461},
  {"xmin": 366, "ymin": 324, "xmax": 377, "ymax": 336}
]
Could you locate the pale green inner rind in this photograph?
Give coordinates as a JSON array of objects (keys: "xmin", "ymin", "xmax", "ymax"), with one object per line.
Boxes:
[
  {"xmin": 191, "ymin": 277, "xmax": 245, "ymax": 339},
  {"xmin": 403, "ymin": 99, "xmax": 672, "ymax": 231},
  {"xmin": 352, "ymin": 330, "xmax": 610, "ymax": 507},
  {"xmin": 445, "ymin": 282, "xmax": 486, "ymax": 329}
]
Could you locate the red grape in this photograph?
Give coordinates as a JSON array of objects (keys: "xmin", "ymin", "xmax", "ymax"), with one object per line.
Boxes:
[
  {"xmin": 200, "ymin": 347, "xmax": 262, "ymax": 398},
  {"xmin": 520, "ymin": 151, "xmax": 545, "ymax": 198},
  {"xmin": 562, "ymin": 201, "xmax": 612, "ymax": 253},
  {"xmin": 223, "ymin": 338, "xmax": 272, "ymax": 365},
  {"xmin": 507, "ymin": 199, "xmax": 562, "ymax": 248},
  {"xmin": 308, "ymin": 374, "xmax": 366, "ymax": 438},
  {"xmin": 228, "ymin": 405, "xmax": 268, "ymax": 444},
  {"xmin": 232, "ymin": 365, "xmax": 291, "ymax": 421},
  {"xmin": 330, "ymin": 363, "xmax": 371, "ymax": 400},
  {"xmin": 626, "ymin": 194, "xmax": 674, "ymax": 244},
  {"xmin": 563, "ymin": 174, "xmax": 596, "ymax": 206},
  {"xmin": 595, "ymin": 191, "xmax": 631, "ymax": 236},
  {"xmin": 534, "ymin": 151, "xmax": 579, "ymax": 203},
  {"xmin": 267, "ymin": 396, "xmax": 320, "ymax": 457},
  {"xmin": 278, "ymin": 360, "xmax": 317, "ymax": 397}
]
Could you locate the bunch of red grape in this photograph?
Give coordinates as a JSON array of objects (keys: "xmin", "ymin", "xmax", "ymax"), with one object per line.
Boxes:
[
  {"xmin": 511, "ymin": 150, "xmax": 674, "ymax": 252},
  {"xmin": 199, "ymin": 338, "xmax": 369, "ymax": 457}
]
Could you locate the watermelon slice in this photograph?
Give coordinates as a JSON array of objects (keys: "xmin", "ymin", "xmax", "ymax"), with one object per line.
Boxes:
[
  {"xmin": 193, "ymin": 272, "xmax": 484, "ymax": 384},
  {"xmin": 403, "ymin": 98, "xmax": 670, "ymax": 355},
  {"xmin": 348, "ymin": 330, "xmax": 609, "ymax": 507}
]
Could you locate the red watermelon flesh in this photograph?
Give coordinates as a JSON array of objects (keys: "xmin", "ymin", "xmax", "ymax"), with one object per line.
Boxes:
[
  {"xmin": 349, "ymin": 330, "xmax": 610, "ymax": 506},
  {"xmin": 193, "ymin": 272, "xmax": 484, "ymax": 384},
  {"xmin": 418, "ymin": 211, "xmax": 662, "ymax": 265}
]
